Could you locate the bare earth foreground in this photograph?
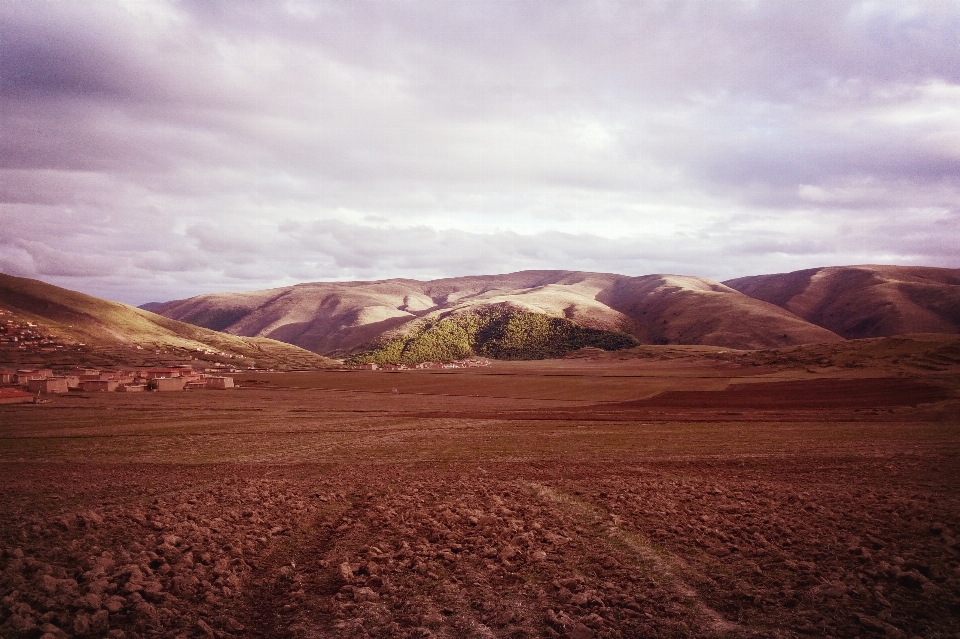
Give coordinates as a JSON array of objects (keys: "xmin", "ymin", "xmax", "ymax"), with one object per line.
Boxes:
[{"xmin": 2, "ymin": 342, "xmax": 960, "ymax": 639}]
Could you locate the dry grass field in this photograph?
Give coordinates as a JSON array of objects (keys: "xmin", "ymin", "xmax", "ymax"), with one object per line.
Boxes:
[{"xmin": 2, "ymin": 339, "xmax": 960, "ymax": 638}]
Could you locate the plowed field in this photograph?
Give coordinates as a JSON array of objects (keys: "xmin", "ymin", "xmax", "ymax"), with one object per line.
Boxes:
[{"xmin": 1, "ymin": 352, "xmax": 959, "ymax": 638}]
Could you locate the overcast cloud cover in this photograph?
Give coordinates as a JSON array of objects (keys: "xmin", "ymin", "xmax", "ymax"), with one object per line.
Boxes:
[{"xmin": 1, "ymin": 0, "xmax": 959, "ymax": 304}]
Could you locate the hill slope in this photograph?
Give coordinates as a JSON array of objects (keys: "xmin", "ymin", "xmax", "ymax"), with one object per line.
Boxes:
[
  {"xmin": 350, "ymin": 303, "xmax": 641, "ymax": 365},
  {"xmin": 0, "ymin": 273, "xmax": 334, "ymax": 369},
  {"xmin": 724, "ymin": 265, "xmax": 960, "ymax": 339},
  {"xmin": 149, "ymin": 270, "xmax": 842, "ymax": 359}
]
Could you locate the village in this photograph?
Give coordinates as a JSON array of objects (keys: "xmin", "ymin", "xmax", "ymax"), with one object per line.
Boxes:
[
  {"xmin": 0, "ymin": 364, "xmax": 237, "ymax": 405},
  {"xmin": 0, "ymin": 309, "xmax": 497, "ymax": 405},
  {"xmin": 0, "ymin": 357, "xmax": 496, "ymax": 404},
  {"xmin": 0, "ymin": 309, "xmax": 77, "ymax": 353}
]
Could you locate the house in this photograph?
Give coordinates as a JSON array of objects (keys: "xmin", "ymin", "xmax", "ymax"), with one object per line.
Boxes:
[
  {"xmin": 73, "ymin": 369, "xmax": 100, "ymax": 376},
  {"xmin": 118, "ymin": 384, "xmax": 146, "ymax": 392},
  {"xmin": 152, "ymin": 377, "xmax": 185, "ymax": 391},
  {"xmin": 81, "ymin": 380, "xmax": 119, "ymax": 392},
  {"xmin": 27, "ymin": 377, "xmax": 69, "ymax": 394},
  {"xmin": 144, "ymin": 369, "xmax": 182, "ymax": 379},
  {"xmin": 184, "ymin": 381, "xmax": 206, "ymax": 390},
  {"xmin": 0, "ymin": 371, "xmax": 14, "ymax": 384},
  {"xmin": 357, "ymin": 363, "xmax": 378, "ymax": 370},
  {"xmin": 205, "ymin": 376, "xmax": 234, "ymax": 389},
  {"xmin": 15, "ymin": 369, "xmax": 52, "ymax": 383},
  {"xmin": 0, "ymin": 388, "xmax": 34, "ymax": 405}
]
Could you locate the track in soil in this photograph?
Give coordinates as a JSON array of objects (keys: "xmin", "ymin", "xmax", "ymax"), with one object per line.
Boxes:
[{"xmin": 231, "ymin": 501, "xmax": 354, "ymax": 638}]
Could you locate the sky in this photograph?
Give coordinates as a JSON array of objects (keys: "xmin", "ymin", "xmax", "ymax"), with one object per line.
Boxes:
[{"xmin": 1, "ymin": 0, "xmax": 959, "ymax": 305}]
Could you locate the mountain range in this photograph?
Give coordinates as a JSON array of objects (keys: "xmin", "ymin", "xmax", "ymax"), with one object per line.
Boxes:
[
  {"xmin": 3, "ymin": 265, "xmax": 957, "ymax": 367},
  {"xmin": 142, "ymin": 265, "xmax": 960, "ymax": 363}
]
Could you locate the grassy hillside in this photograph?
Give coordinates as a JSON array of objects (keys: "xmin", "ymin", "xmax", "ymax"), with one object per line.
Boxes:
[
  {"xmin": 725, "ymin": 265, "xmax": 960, "ymax": 338},
  {"xmin": 598, "ymin": 274, "xmax": 842, "ymax": 349},
  {"xmin": 348, "ymin": 304, "xmax": 639, "ymax": 364},
  {"xmin": 0, "ymin": 273, "xmax": 335, "ymax": 369}
]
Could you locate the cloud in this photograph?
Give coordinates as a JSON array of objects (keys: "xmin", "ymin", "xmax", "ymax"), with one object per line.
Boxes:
[
  {"xmin": 0, "ymin": 0, "xmax": 958, "ymax": 304},
  {"xmin": 10, "ymin": 239, "xmax": 122, "ymax": 277}
]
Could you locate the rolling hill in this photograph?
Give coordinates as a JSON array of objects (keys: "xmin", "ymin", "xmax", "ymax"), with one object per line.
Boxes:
[
  {"xmin": 147, "ymin": 270, "xmax": 843, "ymax": 361},
  {"xmin": 724, "ymin": 265, "xmax": 960, "ymax": 339},
  {"xmin": 0, "ymin": 273, "xmax": 334, "ymax": 369},
  {"xmin": 349, "ymin": 303, "xmax": 641, "ymax": 365}
]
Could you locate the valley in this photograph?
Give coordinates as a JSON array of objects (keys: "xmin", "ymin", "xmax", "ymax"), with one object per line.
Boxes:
[
  {"xmin": 1, "ymin": 338, "xmax": 959, "ymax": 638},
  {"xmin": 2, "ymin": 268, "xmax": 960, "ymax": 637}
]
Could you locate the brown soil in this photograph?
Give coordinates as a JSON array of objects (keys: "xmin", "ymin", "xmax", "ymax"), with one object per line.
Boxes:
[
  {"xmin": 1, "ymin": 346, "xmax": 959, "ymax": 638},
  {"xmin": 614, "ymin": 378, "xmax": 951, "ymax": 409}
]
